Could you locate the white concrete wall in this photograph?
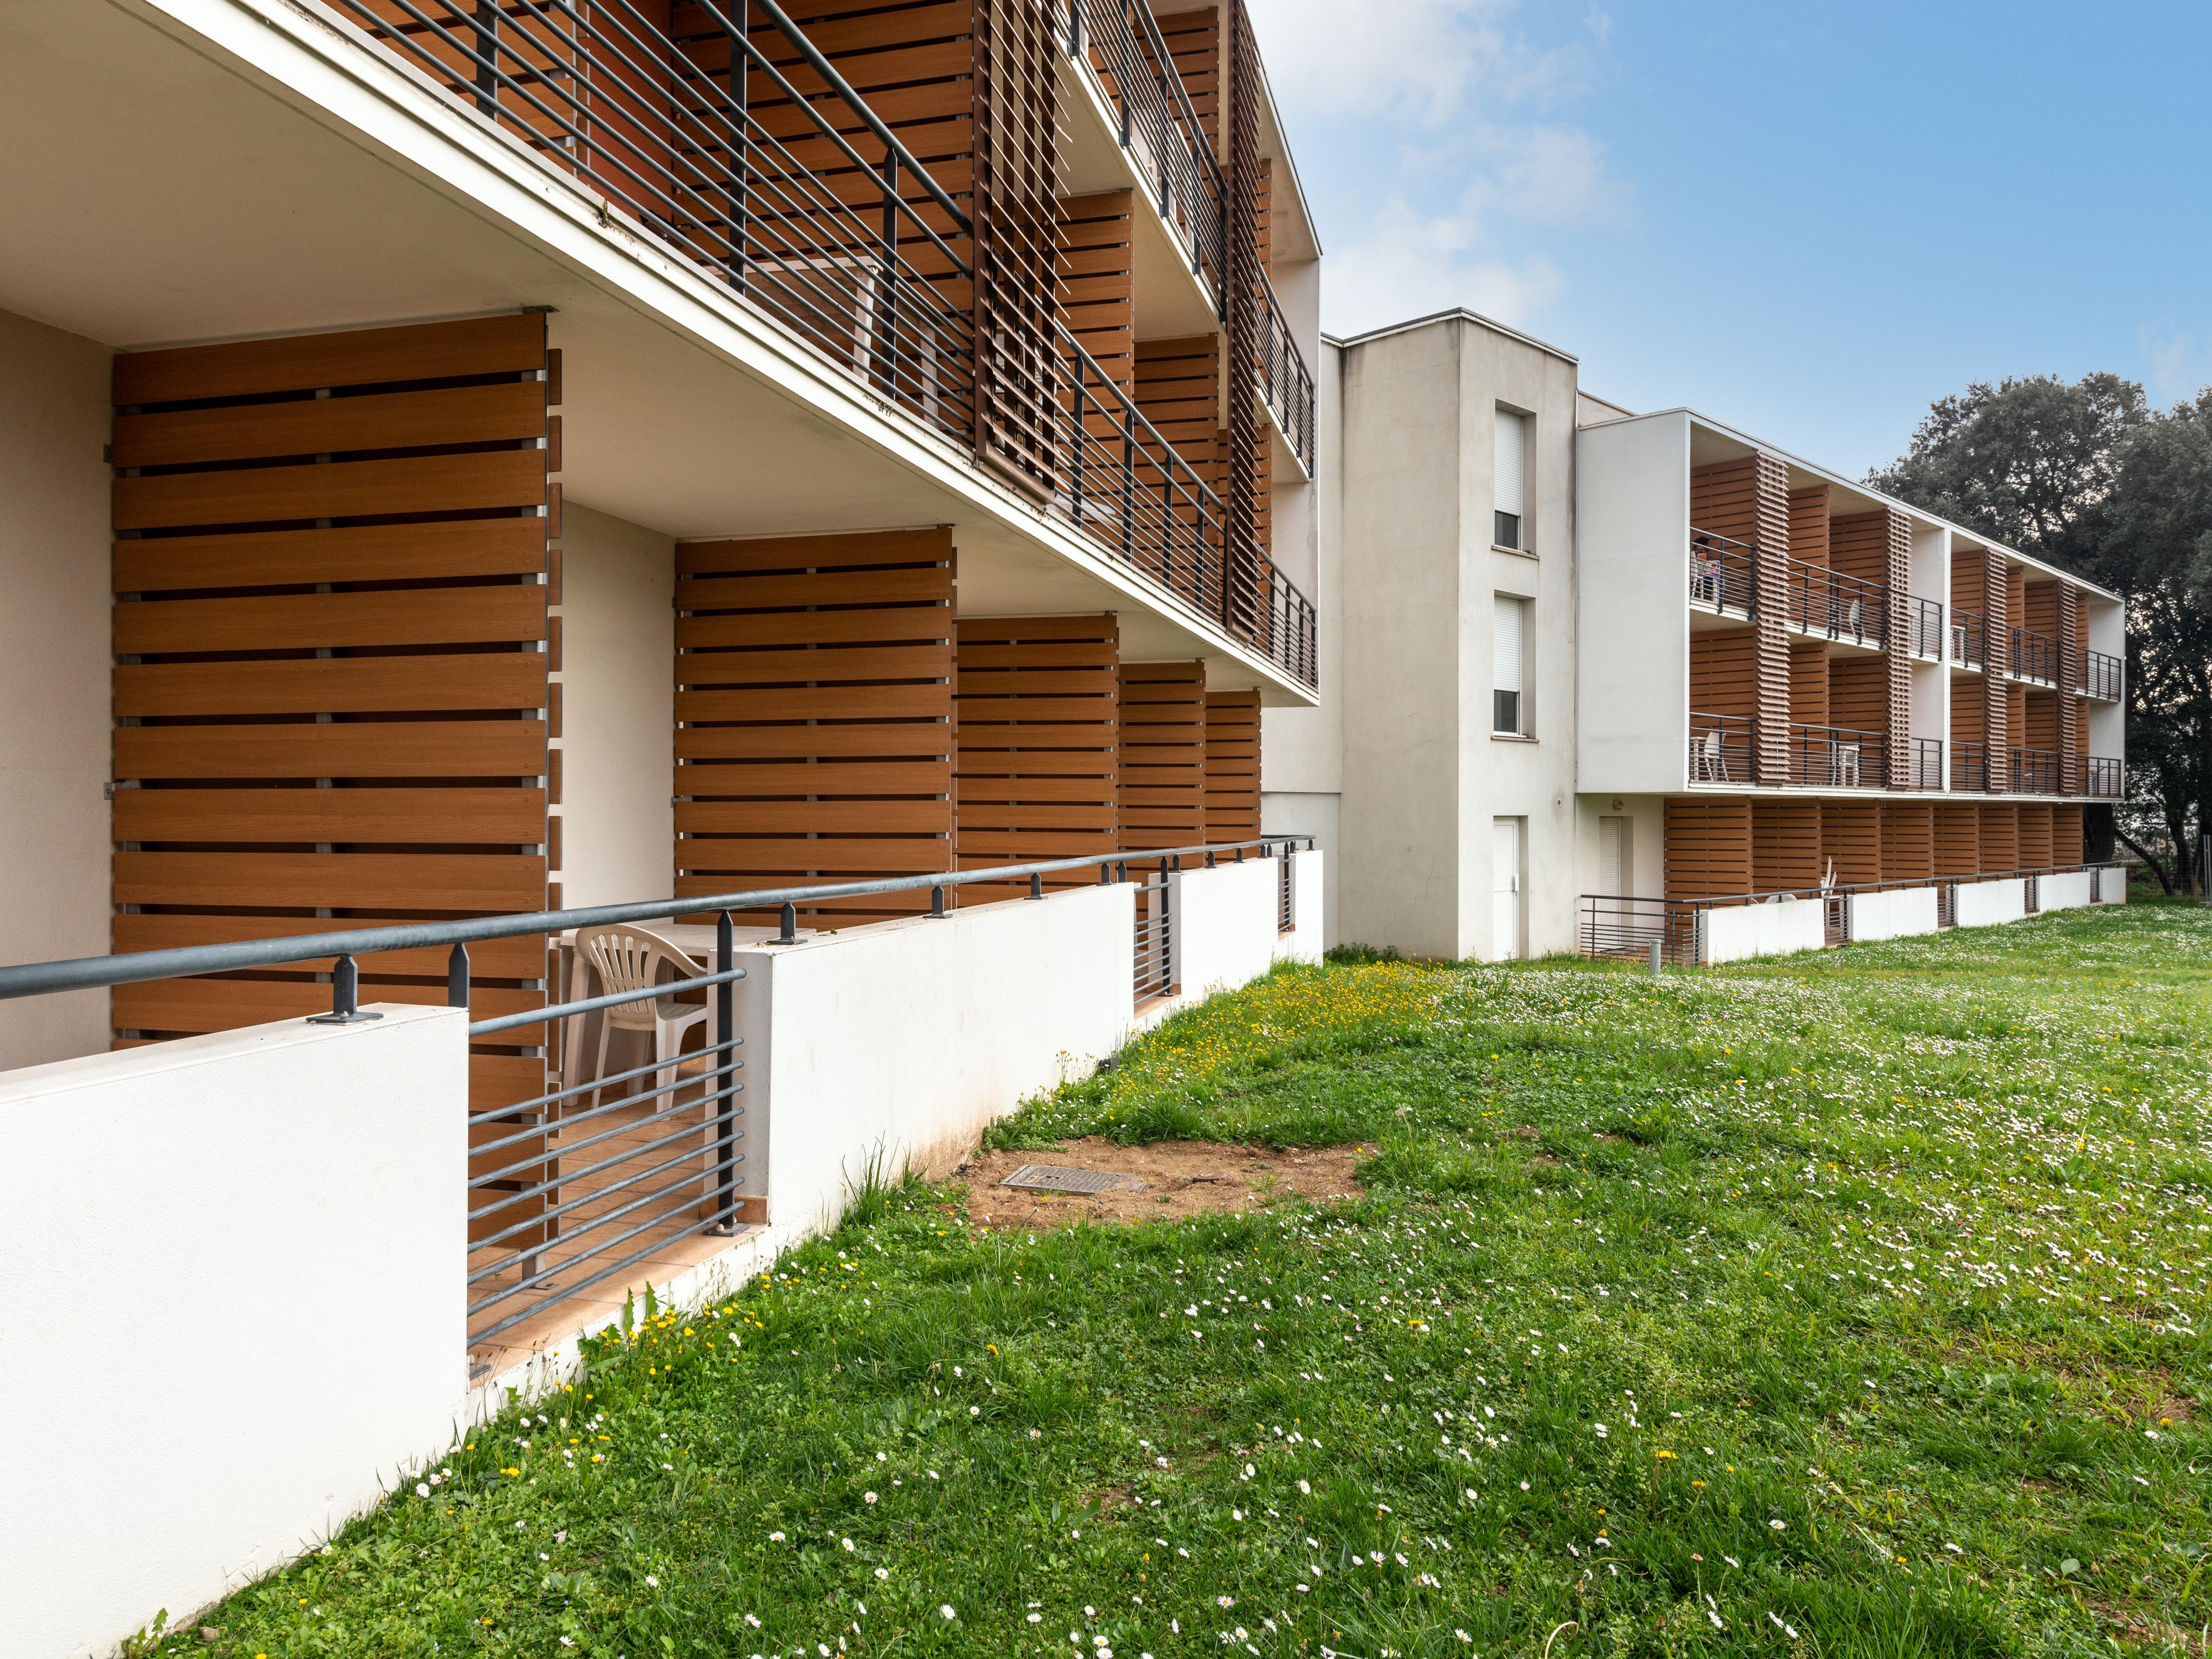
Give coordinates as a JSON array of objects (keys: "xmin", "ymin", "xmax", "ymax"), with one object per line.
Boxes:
[
  {"xmin": 0, "ymin": 1007, "xmax": 469, "ymax": 1659},
  {"xmin": 2040, "ymin": 870, "xmax": 2094, "ymax": 912},
  {"xmin": 1849, "ymin": 886, "xmax": 1939, "ymax": 942},
  {"xmin": 1260, "ymin": 792, "xmax": 1340, "ymax": 948},
  {"xmin": 0, "ymin": 307, "xmax": 113, "ymax": 1070},
  {"xmin": 1700, "ymin": 898, "xmax": 1826, "ymax": 964},
  {"xmin": 2095, "ymin": 865, "xmax": 2129, "ymax": 904},
  {"xmin": 1575, "ymin": 412, "xmax": 1691, "ymax": 798},
  {"xmin": 555, "ymin": 503, "xmax": 675, "ymax": 907},
  {"xmin": 1953, "ymin": 878, "xmax": 2026, "ymax": 928}
]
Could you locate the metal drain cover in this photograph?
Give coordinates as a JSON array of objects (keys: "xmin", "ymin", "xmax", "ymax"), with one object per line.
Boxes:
[{"xmin": 1002, "ymin": 1164, "xmax": 1148, "ymax": 1194}]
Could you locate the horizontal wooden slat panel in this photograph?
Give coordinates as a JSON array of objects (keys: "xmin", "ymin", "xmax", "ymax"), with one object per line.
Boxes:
[
  {"xmin": 681, "ymin": 761, "xmax": 950, "ymax": 795},
  {"xmin": 113, "ymin": 314, "xmax": 546, "ymax": 405},
  {"xmin": 677, "ymin": 685, "xmax": 947, "ymax": 722},
  {"xmin": 116, "ymin": 653, "xmax": 545, "ymax": 718},
  {"xmin": 114, "ymin": 852, "xmax": 546, "ymax": 910},
  {"xmin": 956, "ymin": 667, "xmax": 1118, "ymax": 695},
  {"xmin": 951, "ymin": 747, "xmax": 1116, "ymax": 771},
  {"xmin": 676, "ymin": 644, "xmax": 951, "ymax": 685},
  {"xmin": 116, "ymin": 586, "xmax": 546, "ymax": 654},
  {"xmin": 115, "ymin": 721, "xmax": 547, "ymax": 781},
  {"xmin": 113, "ymin": 450, "xmax": 545, "ymax": 531},
  {"xmin": 675, "ymin": 528, "xmax": 954, "ymax": 574},
  {"xmin": 956, "ymin": 776, "xmax": 1115, "ymax": 802},
  {"xmin": 469, "ymin": 1054, "xmax": 552, "ymax": 1115},
  {"xmin": 676, "ymin": 724, "xmax": 953, "ymax": 761},
  {"xmin": 675, "ymin": 839, "xmax": 952, "ymax": 874},
  {"xmin": 113, "ymin": 380, "xmax": 545, "ymax": 468},
  {"xmin": 946, "ymin": 722, "xmax": 1118, "ymax": 750},
  {"xmin": 112, "ymin": 911, "xmax": 546, "ymax": 978},
  {"xmin": 677, "ymin": 799, "xmax": 949, "ymax": 833},
  {"xmin": 114, "ymin": 518, "xmax": 547, "ymax": 593},
  {"xmin": 678, "ymin": 608, "xmax": 957, "ymax": 650},
  {"xmin": 676, "ymin": 567, "xmax": 948, "ymax": 611},
  {"xmin": 115, "ymin": 977, "xmax": 541, "ymax": 1035},
  {"xmin": 953, "ymin": 805, "xmax": 1118, "ymax": 830},
  {"xmin": 114, "ymin": 787, "xmax": 547, "ymax": 844}
]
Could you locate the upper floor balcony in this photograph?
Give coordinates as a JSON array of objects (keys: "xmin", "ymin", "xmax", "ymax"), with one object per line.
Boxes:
[{"xmin": 1688, "ymin": 527, "xmax": 1897, "ymax": 652}]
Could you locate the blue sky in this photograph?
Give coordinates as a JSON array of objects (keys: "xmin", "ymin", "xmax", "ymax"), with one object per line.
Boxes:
[{"xmin": 1253, "ymin": 0, "xmax": 2212, "ymax": 478}]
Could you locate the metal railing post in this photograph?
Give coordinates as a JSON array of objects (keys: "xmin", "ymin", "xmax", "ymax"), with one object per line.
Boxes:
[
  {"xmin": 931, "ymin": 884, "xmax": 946, "ymax": 918},
  {"xmin": 711, "ymin": 910, "xmax": 739, "ymax": 1234},
  {"xmin": 1029, "ymin": 870, "xmax": 1045, "ymax": 900},
  {"xmin": 307, "ymin": 952, "xmax": 382, "ymax": 1025},
  {"xmin": 446, "ymin": 942, "xmax": 471, "ymax": 1008},
  {"xmin": 778, "ymin": 900, "xmax": 797, "ymax": 944}
]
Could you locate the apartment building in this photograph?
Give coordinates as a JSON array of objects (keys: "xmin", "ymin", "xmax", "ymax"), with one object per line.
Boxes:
[{"xmin": 1267, "ymin": 311, "xmax": 2127, "ymax": 961}]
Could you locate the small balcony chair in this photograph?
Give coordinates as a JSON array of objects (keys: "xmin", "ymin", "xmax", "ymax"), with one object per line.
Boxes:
[{"xmin": 572, "ymin": 923, "xmax": 718, "ymax": 1109}]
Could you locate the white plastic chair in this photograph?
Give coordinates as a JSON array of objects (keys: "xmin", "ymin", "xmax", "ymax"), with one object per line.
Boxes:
[
  {"xmin": 1695, "ymin": 728, "xmax": 1730, "ymax": 782},
  {"xmin": 1833, "ymin": 742, "xmax": 1861, "ymax": 787},
  {"xmin": 573, "ymin": 924, "xmax": 716, "ymax": 1108}
]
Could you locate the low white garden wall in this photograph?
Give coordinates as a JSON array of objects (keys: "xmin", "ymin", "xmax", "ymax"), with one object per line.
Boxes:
[
  {"xmin": 1849, "ymin": 885, "xmax": 1940, "ymax": 942},
  {"xmin": 1699, "ymin": 896, "xmax": 1827, "ymax": 964},
  {"xmin": 1953, "ymin": 877, "xmax": 2026, "ymax": 928},
  {"xmin": 2094, "ymin": 865, "xmax": 2129, "ymax": 903},
  {"xmin": 0, "ymin": 1007, "xmax": 468, "ymax": 1659},
  {"xmin": 1151, "ymin": 849, "xmax": 1323, "ymax": 1020},
  {"xmin": 2040, "ymin": 870, "xmax": 2095, "ymax": 912}
]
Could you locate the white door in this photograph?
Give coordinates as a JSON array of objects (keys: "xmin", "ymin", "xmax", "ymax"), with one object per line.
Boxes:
[
  {"xmin": 1492, "ymin": 817, "xmax": 1523, "ymax": 960},
  {"xmin": 1599, "ymin": 816, "xmax": 1630, "ymax": 896}
]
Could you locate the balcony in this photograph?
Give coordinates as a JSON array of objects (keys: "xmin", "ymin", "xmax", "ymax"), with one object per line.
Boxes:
[
  {"xmin": 1786, "ymin": 723, "xmax": 1885, "ymax": 789},
  {"xmin": 1689, "ymin": 530, "xmax": 1758, "ymax": 615},
  {"xmin": 2081, "ymin": 755, "xmax": 2124, "ymax": 797},
  {"xmin": 1259, "ymin": 269, "xmax": 1318, "ymax": 473},
  {"xmin": 1912, "ymin": 597, "xmax": 1944, "ymax": 658},
  {"xmin": 1688, "ymin": 711, "xmax": 1755, "ymax": 783},
  {"xmin": 331, "ymin": 0, "xmax": 1316, "ymax": 687},
  {"xmin": 2081, "ymin": 648, "xmax": 2124, "ymax": 702},
  {"xmin": 2005, "ymin": 625, "xmax": 2058, "ymax": 685},
  {"xmin": 1950, "ymin": 607, "xmax": 1990, "ymax": 670},
  {"xmin": 1687, "ymin": 529, "xmax": 1887, "ymax": 649},
  {"xmin": 1950, "ymin": 741, "xmax": 1988, "ymax": 792},
  {"xmin": 2007, "ymin": 747, "xmax": 2060, "ymax": 794},
  {"xmin": 1907, "ymin": 737, "xmax": 1944, "ymax": 790}
]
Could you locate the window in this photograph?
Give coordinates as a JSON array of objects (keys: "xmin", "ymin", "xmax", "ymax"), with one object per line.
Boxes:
[
  {"xmin": 1493, "ymin": 594, "xmax": 1526, "ymax": 735},
  {"xmin": 1493, "ymin": 407, "xmax": 1527, "ymax": 549}
]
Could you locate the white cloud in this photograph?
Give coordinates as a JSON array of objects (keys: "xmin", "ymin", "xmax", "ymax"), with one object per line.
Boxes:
[
  {"xmin": 1324, "ymin": 196, "xmax": 1565, "ymax": 336},
  {"xmin": 1250, "ymin": 0, "xmax": 1598, "ymax": 127},
  {"xmin": 2140, "ymin": 321, "xmax": 2212, "ymax": 403}
]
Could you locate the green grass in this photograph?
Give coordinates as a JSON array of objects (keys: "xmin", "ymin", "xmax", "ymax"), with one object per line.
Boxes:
[{"xmin": 155, "ymin": 902, "xmax": 2210, "ymax": 1659}]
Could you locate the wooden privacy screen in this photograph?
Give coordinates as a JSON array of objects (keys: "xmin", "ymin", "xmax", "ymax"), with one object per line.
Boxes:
[
  {"xmin": 1829, "ymin": 658, "xmax": 1886, "ymax": 737},
  {"xmin": 2018, "ymin": 804, "xmax": 2053, "ymax": 870},
  {"xmin": 1119, "ymin": 661, "xmax": 1206, "ymax": 852},
  {"xmin": 1664, "ymin": 796, "xmax": 1751, "ymax": 901},
  {"xmin": 109, "ymin": 314, "xmax": 552, "ymax": 1116},
  {"xmin": 1058, "ymin": 192, "xmax": 1134, "ymax": 392},
  {"xmin": 972, "ymin": 0, "xmax": 1061, "ymax": 493},
  {"xmin": 1788, "ymin": 642, "xmax": 1829, "ymax": 726},
  {"xmin": 1787, "ymin": 487, "xmax": 1828, "ymax": 565},
  {"xmin": 953, "ymin": 613, "xmax": 1119, "ymax": 901},
  {"xmin": 1203, "ymin": 689, "xmax": 1261, "ymax": 842},
  {"xmin": 1955, "ymin": 547, "xmax": 2008, "ymax": 761},
  {"xmin": 1979, "ymin": 804, "xmax": 2018, "ymax": 872},
  {"xmin": 1832, "ymin": 507, "xmax": 1912, "ymax": 784},
  {"xmin": 1933, "ymin": 804, "xmax": 1980, "ymax": 878},
  {"xmin": 1689, "ymin": 630, "xmax": 1756, "ymax": 721},
  {"xmin": 674, "ymin": 530, "xmax": 954, "ymax": 925},
  {"xmin": 1879, "ymin": 803, "xmax": 1933, "ymax": 883},
  {"xmin": 2055, "ymin": 585, "xmax": 2080, "ymax": 786},
  {"xmin": 1823, "ymin": 800, "xmax": 1880, "ymax": 888},
  {"xmin": 1751, "ymin": 798, "xmax": 1821, "ymax": 893},
  {"xmin": 2051, "ymin": 804, "xmax": 2084, "ymax": 864}
]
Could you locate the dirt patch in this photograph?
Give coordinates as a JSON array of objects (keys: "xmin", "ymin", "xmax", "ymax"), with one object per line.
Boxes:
[{"xmin": 956, "ymin": 1137, "xmax": 1371, "ymax": 1230}]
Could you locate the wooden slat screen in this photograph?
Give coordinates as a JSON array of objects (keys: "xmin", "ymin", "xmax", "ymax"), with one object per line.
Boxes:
[
  {"xmin": 1788, "ymin": 642, "xmax": 1830, "ymax": 726},
  {"xmin": 1829, "ymin": 658, "xmax": 1886, "ymax": 735},
  {"xmin": 1787, "ymin": 487, "xmax": 1829, "ymax": 566},
  {"xmin": 1155, "ymin": 9, "xmax": 1219, "ymax": 140},
  {"xmin": 1752, "ymin": 453, "xmax": 1792, "ymax": 782},
  {"xmin": 1980, "ymin": 803, "xmax": 2018, "ymax": 873},
  {"xmin": 1219, "ymin": 0, "xmax": 1264, "ymax": 639},
  {"xmin": 2024, "ymin": 690, "xmax": 2060, "ymax": 754},
  {"xmin": 1933, "ymin": 803, "xmax": 1980, "ymax": 878},
  {"xmin": 1663, "ymin": 796, "xmax": 1751, "ymax": 901},
  {"xmin": 2051, "ymin": 804, "xmax": 2084, "ymax": 864},
  {"xmin": 972, "ymin": 0, "xmax": 1061, "ymax": 494},
  {"xmin": 674, "ymin": 529, "xmax": 954, "ymax": 925},
  {"xmin": 1058, "ymin": 191, "xmax": 1134, "ymax": 393},
  {"xmin": 1752, "ymin": 797, "xmax": 1821, "ymax": 894},
  {"xmin": 1879, "ymin": 802, "xmax": 1933, "ymax": 883},
  {"xmin": 1689, "ymin": 630, "xmax": 1757, "ymax": 721},
  {"xmin": 2017, "ymin": 803, "xmax": 2053, "ymax": 870},
  {"xmin": 953, "ymin": 613, "xmax": 1119, "ymax": 900},
  {"xmin": 1119, "ymin": 661, "xmax": 1206, "ymax": 852},
  {"xmin": 1202, "ymin": 688, "xmax": 1261, "ymax": 842},
  {"xmin": 1823, "ymin": 800, "xmax": 1880, "ymax": 887},
  {"xmin": 2056, "ymin": 583, "xmax": 2080, "ymax": 790},
  {"xmin": 111, "ymin": 315, "xmax": 550, "ymax": 1099},
  {"xmin": 1689, "ymin": 457, "xmax": 1759, "ymax": 547}
]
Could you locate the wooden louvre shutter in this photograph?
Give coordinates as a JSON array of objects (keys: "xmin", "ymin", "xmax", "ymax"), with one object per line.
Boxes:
[
  {"xmin": 674, "ymin": 530, "xmax": 954, "ymax": 925},
  {"xmin": 1663, "ymin": 796, "xmax": 1751, "ymax": 901},
  {"xmin": 1220, "ymin": 0, "xmax": 1264, "ymax": 641},
  {"xmin": 1879, "ymin": 803, "xmax": 1934, "ymax": 883},
  {"xmin": 1202, "ymin": 689, "xmax": 1261, "ymax": 842},
  {"xmin": 109, "ymin": 314, "xmax": 555, "ymax": 1225},
  {"xmin": 953, "ymin": 613, "xmax": 1120, "ymax": 901},
  {"xmin": 1118, "ymin": 662, "xmax": 1206, "ymax": 853},
  {"xmin": 972, "ymin": 0, "xmax": 1060, "ymax": 496},
  {"xmin": 1751, "ymin": 798, "xmax": 1821, "ymax": 893}
]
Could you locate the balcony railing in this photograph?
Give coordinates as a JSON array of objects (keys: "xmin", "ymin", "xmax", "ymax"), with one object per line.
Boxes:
[
  {"xmin": 1787, "ymin": 723, "xmax": 1885, "ymax": 789},
  {"xmin": 1689, "ymin": 711, "xmax": 1756, "ymax": 784},
  {"xmin": 2081, "ymin": 649, "xmax": 2124, "ymax": 701},
  {"xmin": 1070, "ymin": 0, "xmax": 1225, "ymax": 308},
  {"xmin": 1259, "ymin": 269, "xmax": 1317, "ymax": 473},
  {"xmin": 2006, "ymin": 625, "xmax": 2058, "ymax": 684},
  {"xmin": 1780, "ymin": 563, "xmax": 1886, "ymax": 649},
  {"xmin": 334, "ymin": 0, "xmax": 1318, "ymax": 688},
  {"xmin": 1912, "ymin": 597, "xmax": 1944, "ymax": 658},
  {"xmin": 1950, "ymin": 740, "xmax": 1988, "ymax": 792},
  {"xmin": 1950, "ymin": 607, "xmax": 1989, "ymax": 669},
  {"xmin": 1689, "ymin": 530, "xmax": 1758, "ymax": 614},
  {"xmin": 2008, "ymin": 747, "xmax": 2059, "ymax": 794},
  {"xmin": 2081, "ymin": 755, "xmax": 2123, "ymax": 797},
  {"xmin": 1909, "ymin": 737, "xmax": 1944, "ymax": 790}
]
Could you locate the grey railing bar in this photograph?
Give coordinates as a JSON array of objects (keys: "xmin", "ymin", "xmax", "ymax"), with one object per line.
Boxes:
[{"xmin": 467, "ymin": 966, "xmax": 748, "ymax": 1037}]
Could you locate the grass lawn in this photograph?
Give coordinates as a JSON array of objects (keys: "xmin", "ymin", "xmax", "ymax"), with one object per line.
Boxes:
[{"xmin": 161, "ymin": 901, "xmax": 2209, "ymax": 1659}]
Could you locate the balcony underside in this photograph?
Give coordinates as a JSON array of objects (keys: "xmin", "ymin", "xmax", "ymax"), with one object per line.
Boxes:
[{"xmin": 0, "ymin": 0, "xmax": 1311, "ymax": 699}]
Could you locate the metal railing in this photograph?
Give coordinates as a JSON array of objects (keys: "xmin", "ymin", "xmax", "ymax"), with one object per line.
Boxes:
[
  {"xmin": 336, "ymin": 0, "xmax": 978, "ymax": 445},
  {"xmin": 1950, "ymin": 607, "xmax": 1989, "ymax": 669},
  {"xmin": 1950, "ymin": 740, "xmax": 1989, "ymax": 792},
  {"xmin": 1689, "ymin": 529, "xmax": 1757, "ymax": 614},
  {"xmin": 1577, "ymin": 895, "xmax": 1700, "ymax": 966},
  {"xmin": 2081, "ymin": 755, "xmax": 2123, "ymax": 797},
  {"xmin": 2009, "ymin": 747, "xmax": 2059, "ymax": 794},
  {"xmin": 1910, "ymin": 737, "xmax": 1944, "ymax": 790},
  {"xmin": 1913, "ymin": 597, "xmax": 1945, "ymax": 658},
  {"xmin": 2006, "ymin": 625, "xmax": 2057, "ymax": 684},
  {"xmin": 1780, "ymin": 561, "xmax": 1886, "ymax": 648},
  {"xmin": 2081, "ymin": 649, "xmax": 2124, "ymax": 701},
  {"xmin": 0, "ymin": 836, "xmax": 1311, "ymax": 1352},
  {"xmin": 1786, "ymin": 723, "xmax": 1885, "ymax": 789},
  {"xmin": 1278, "ymin": 846, "xmax": 1296, "ymax": 932},
  {"xmin": 1689, "ymin": 711, "xmax": 1756, "ymax": 784},
  {"xmin": 1133, "ymin": 861, "xmax": 1175, "ymax": 1004},
  {"xmin": 1259, "ymin": 269, "xmax": 1317, "ymax": 473},
  {"xmin": 1069, "ymin": 0, "xmax": 1225, "ymax": 308}
]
